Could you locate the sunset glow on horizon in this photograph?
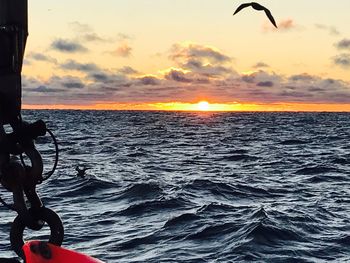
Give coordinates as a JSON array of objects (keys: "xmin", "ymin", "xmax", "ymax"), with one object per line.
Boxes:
[
  {"xmin": 197, "ymin": 101, "xmax": 210, "ymax": 111},
  {"xmin": 22, "ymin": 102, "xmax": 350, "ymax": 112}
]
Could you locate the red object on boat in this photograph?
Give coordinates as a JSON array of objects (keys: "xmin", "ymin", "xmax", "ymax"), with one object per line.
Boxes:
[{"xmin": 22, "ymin": 241, "xmax": 104, "ymax": 263}]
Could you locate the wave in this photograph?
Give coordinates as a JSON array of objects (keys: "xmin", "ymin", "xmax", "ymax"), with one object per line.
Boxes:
[
  {"xmin": 307, "ymin": 174, "xmax": 348, "ymax": 183},
  {"xmin": 244, "ymin": 221, "xmax": 303, "ymax": 244},
  {"xmin": 5, "ymin": 110, "xmax": 348, "ymax": 262},
  {"xmin": 280, "ymin": 139, "xmax": 310, "ymax": 145},
  {"xmin": 220, "ymin": 154, "xmax": 258, "ymax": 162},
  {"xmin": 163, "ymin": 213, "xmax": 201, "ymax": 228},
  {"xmin": 119, "ymin": 233, "xmax": 158, "ymax": 250},
  {"xmin": 186, "ymin": 222, "xmax": 238, "ymax": 240},
  {"xmin": 118, "ymin": 197, "xmax": 192, "ymax": 216},
  {"xmin": 119, "ymin": 182, "xmax": 163, "ymax": 200},
  {"xmin": 197, "ymin": 203, "xmax": 244, "ymax": 214},
  {"xmin": 182, "ymin": 179, "xmax": 272, "ymax": 200},
  {"xmin": 295, "ymin": 166, "xmax": 337, "ymax": 175},
  {"xmin": 235, "ymin": 208, "xmax": 305, "ymax": 247},
  {"xmin": 332, "ymin": 157, "xmax": 350, "ymax": 165},
  {"xmin": 55, "ymin": 177, "xmax": 118, "ymax": 198}
]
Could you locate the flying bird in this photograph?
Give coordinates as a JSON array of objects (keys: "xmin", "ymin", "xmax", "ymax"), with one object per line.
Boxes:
[{"xmin": 233, "ymin": 2, "xmax": 277, "ymax": 28}]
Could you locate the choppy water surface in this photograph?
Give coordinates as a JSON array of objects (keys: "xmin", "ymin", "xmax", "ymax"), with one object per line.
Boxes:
[{"xmin": 1, "ymin": 111, "xmax": 350, "ymax": 262}]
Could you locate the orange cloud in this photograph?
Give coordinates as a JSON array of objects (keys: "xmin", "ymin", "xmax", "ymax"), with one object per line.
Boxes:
[
  {"xmin": 263, "ymin": 19, "xmax": 297, "ymax": 32},
  {"xmin": 279, "ymin": 19, "xmax": 295, "ymax": 30},
  {"xmin": 113, "ymin": 43, "xmax": 133, "ymax": 57},
  {"xmin": 22, "ymin": 41, "xmax": 350, "ymax": 108}
]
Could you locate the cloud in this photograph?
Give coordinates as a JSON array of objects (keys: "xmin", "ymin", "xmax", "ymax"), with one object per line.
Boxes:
[
  {"xmin": 118, "ymin": 66, "xmax": 139, "ymax": 75},
  {"xmin": 27, "ymin": 85, "xmax": 64, "ymax": 93},
  {"xmin": 62, "ymin": 80, "xmax": 85, "ymax": 89},
  {"xmin": 241, "ymin": 70, "xmax": 282, "ymax": 84},
  {"xmin": 88, "ymin": 73, "xmax": 111, "ymax": 82},
  {"xmin": 333, "ymin": 54, "xmax": 350, "ymax": 68},
  {"xmin": 69, "ymin": 22, "xmax": 108, "ymax": 42},
  {"xmin": 168, "ymin": 42, "xmax": 233, "ymax": 78},
  {"xmin": 24, "ymin": 76, "xmax": 84, "ymax": 94},
  {"xmin": 164, "ymin": 69, "xmax": 191, "ymax": 83},
  {"xmin": 289, "ymin": 73, "xmax": 315, "ymax": 82},
  {"xmin": 257, "ymin": 81, "xmax": 274, "ymax": 87},
  {"xmin": 112, "ymin": 43, "xmax": 133, "ymax": 57},
  {"xmin": 27, "ymin": 52, "xmax": 58, "ymax": 64},
  {"xmin": 138, "ymin": 76, "xmax": 161, "ymax": 86},
  {"xmin": 315, "ymin": 24, "xmax": 340, "ymax": 36},
  {"xmin": 69, "ymin": 22, "xmax": 132, "ymax": 44},
  {"xmin": 82, "ymin": 33, "xmax": 106, "ymax": 42},
  {"xmin": 23, "ymin": 66, "xmax": 350, "ymax": 105},
  {"xmin": 87, "ymin": 72, "xmax": 129, "ymax": 86},
  {"xmin": 332, "ymin": 39, "xmax": 350, "ymax": 69},
  {"xmin": 60, "ymin": 60, "xmax": 100, "ymax": 72},
  {"xmin": 253, "ymin": 62, "xmax": 269, "ymax": 69},
  {"xmin": 58, "ymin": 59, "xmax": 133, "ymax": 88},
  {"xmin": 263, "ymin": 19, "xmax": 298, "ymax": 32},
  {"xmin": 241, "ymin": 74, "xmax": 256, "ymax": 83},
  {"xmin": 183, "ymin": 59, "xmax": 232, "ymax": 77},
  {"xmin": 51, "ymin": 39, "xmax": 88, "ymax": 53},
  {"xmin": 69, "ymin": 21, "xmax": 92, "ymax": 32},
  {"xmin": 23, "ymin": 41, "xmax": 350, "ymax": 106},
  {"xmin": 229, "ymin": 71, "xmax": 350, "ymax": 104},
  {"xmin": 170, "ymin": 42, "xmax": 231, "ymax": 64},
  {"xmin": 279, "ymin": 19, "xmax": 296, "ymax": 30},
  {"xmin": 335, "ymin": 39, "xmax": 350, "ymax": 50},
  {"xmin": 117, "ymin": 33, "xmax": 133, "ymax": 41}
]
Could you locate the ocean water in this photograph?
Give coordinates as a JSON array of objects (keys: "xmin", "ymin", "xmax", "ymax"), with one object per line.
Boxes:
[{"xmin": 0, "ymin": 111, "xmax": 350, "ymax": 262}]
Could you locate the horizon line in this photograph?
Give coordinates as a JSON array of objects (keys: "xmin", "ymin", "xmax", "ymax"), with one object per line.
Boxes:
[
  {"xmin": 21, "ymin": 109, "xmax": 350, "ymax": 113},
  {"xmin": 22, "ymin": 102, "xmax": 350, "ymax": 112}
]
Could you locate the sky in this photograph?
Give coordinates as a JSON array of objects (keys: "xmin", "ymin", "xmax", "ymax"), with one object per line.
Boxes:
[{"xmin": 21, "ymin": 0, "xmax": 350, "ymax": 111}]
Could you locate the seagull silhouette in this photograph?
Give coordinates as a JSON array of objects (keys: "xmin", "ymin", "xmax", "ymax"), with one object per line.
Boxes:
[{"xmin": 233, "ymin": 2, "xmax": 277, "ymax": 28}]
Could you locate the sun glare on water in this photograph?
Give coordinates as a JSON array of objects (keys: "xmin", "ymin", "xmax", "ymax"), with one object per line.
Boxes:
[{"xmin": 197, "ymin": 101, "xmax": 210, "ymax": 111}]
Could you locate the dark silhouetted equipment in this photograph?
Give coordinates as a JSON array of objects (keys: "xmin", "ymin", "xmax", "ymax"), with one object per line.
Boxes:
[
  {"xmin": 0, "ymin": 0, "xmax": 27, "ymax": 125},
  {"xmin": 0, "ymin": 1, "xmax": 63, "ymax": 261},
  {"xmin": 233, "ymin": 2, "xmax": 277, "ymax": 28}
]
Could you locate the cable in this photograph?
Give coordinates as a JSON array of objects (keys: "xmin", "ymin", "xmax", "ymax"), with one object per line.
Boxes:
[
  {"xmin": 42, "ymin": 128, "xmax": 59, "ymax": 181},
  {"xmin": 1, "ymin": 127, "xmax": 59, "ymax": 210},
  {"xmin": 19, "ymin": 127, "xmax": 59, "ymax": 182}
]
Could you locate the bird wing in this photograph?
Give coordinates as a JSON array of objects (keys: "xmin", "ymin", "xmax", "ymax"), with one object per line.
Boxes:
[
  {"xmin": 264, "ymin": 9, "xmax": 277, "ymax": 28},
  {"xmin": 233, "ymin": 3, "xmax": 252, "ymax": 15}
]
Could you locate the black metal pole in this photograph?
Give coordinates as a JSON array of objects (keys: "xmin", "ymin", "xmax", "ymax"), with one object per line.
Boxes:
[{"xmin": 0, "ymin": 0, "xmax": 28, "ymax": 125}]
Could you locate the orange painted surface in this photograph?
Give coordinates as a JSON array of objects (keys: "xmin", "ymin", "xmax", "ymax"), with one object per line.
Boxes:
[{"xmin": 23, "ymin": 241, "xmax": 104, "ymax": 263}]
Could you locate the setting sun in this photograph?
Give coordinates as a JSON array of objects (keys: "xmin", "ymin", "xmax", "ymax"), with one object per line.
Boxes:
[{"xmin": 197, "ymin": 101, "xmax": 210, "ymax": 111}]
